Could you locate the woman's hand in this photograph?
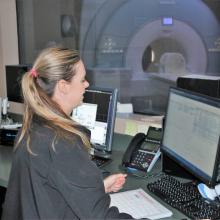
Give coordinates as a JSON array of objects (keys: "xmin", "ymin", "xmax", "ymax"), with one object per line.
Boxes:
[{"xmin": 104, "ymin": 173, "xmax": 127, "ymax": 193}]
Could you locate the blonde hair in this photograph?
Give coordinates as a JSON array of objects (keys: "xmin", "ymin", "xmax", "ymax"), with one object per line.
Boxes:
[{"xmin": 17, "ymin": 47, "xmax": 90, "ymax": 153}]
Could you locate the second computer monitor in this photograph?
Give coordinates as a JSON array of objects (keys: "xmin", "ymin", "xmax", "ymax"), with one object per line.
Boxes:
[
  {"xmin": 161, "ymin": 87, "xmax": 220, "ymax": 187},
  {"xmin": 5, "ymin": 65, "xmax": 30, "ymax": 103},
  {"xmin": 71, "ymin": 87, "xmax": 118, "ymax": 158}
]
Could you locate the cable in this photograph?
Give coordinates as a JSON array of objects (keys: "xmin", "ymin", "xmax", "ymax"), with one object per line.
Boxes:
[{"xmin": 125, "ymin": 168, "xmax": 164, "ymax": 180}]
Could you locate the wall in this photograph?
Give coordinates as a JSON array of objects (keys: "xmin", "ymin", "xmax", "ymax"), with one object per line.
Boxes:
[
  {"xmin": 18, "ymin": 0, "xmax": 80, "ymax": 64},
  {"xmin": 0, "ymin": 0, "xmax": 23, "ymax": 114}
]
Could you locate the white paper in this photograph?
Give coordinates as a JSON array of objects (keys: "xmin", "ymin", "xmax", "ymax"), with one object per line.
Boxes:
[{"xmin": 110, "ymin": 188, "xmax": 172, "ymax": 220}]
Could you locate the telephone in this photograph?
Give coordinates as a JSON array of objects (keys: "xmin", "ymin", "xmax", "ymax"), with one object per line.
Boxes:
[{"xmin": 122, "ymin": 126, "xmax": 162, "ymax": 172}]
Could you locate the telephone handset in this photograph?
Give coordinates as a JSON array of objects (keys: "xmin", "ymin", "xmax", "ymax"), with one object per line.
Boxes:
[{"xmin": 122, "ymin": 126, "xmax": 162, "ymax": 172}]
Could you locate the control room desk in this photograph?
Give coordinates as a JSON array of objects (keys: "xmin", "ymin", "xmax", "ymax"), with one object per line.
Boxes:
[{"xmin": 0, "ymin": 133, "xmax": 189, "ymax": 220}]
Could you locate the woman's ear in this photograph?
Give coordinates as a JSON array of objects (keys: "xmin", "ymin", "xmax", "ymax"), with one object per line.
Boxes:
[{"xmin": 56, "ymin": 79, "xmax": 70, "ymax": 95}]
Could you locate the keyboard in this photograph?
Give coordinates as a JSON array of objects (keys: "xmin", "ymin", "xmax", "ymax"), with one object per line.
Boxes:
[
  {"xmin": 91, "ymin": 155, "xmax": 112, "ymax": 168},
  {"xmin": 216, "ymin": 164, "xmax": 220, "ymax": 182},
  {"xmin": 147, "ymin": 175, "xmax": 220, "ymax": 219}
]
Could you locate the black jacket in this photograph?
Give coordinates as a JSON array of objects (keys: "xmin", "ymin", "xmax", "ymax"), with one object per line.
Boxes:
[{"xmin": 2, "ymin": 118, "xmax": 133, "ymax": 219}]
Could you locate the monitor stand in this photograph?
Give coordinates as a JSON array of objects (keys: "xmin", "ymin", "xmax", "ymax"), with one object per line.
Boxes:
[
  {"xmin": 162, "ymin": 154, "xmax": 200, "ymax": 182},
  {"xmin": 90, "ymin": 147, "xmax": 111, "ymax": 159}
]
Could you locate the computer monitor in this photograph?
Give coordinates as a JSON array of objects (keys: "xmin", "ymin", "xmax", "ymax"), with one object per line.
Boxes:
[
  {"xmin": 5, "ymin": 65, "xmax": 30, "ymax": 103},
  {"xmin": 71, "ymin": 87, "xmax": 118, "ymax": 158},
  {"xmin": 161, "ymin": 87, "xmax": 220, "ymax": 187}
]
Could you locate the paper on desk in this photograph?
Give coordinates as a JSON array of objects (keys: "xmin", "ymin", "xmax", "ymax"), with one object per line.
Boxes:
[
  {"xmin": 125, "ymin": 120, "xmax": 138, "ymax": 135},
  {"xmin": 110, "ymin": 188, "xmax": 172, "ymax": 220}
]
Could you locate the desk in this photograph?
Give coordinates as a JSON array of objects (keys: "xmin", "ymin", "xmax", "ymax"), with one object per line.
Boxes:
[
  {"xmin": 0, "ymin": 133, "xmax": 188, "ymax": 219},
  {"xmin": 109, "ymin": 133, "xmax": 189, "ymax": 220}
]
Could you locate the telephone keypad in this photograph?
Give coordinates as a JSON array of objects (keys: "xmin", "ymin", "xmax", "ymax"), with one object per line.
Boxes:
[
  {"xmin": 131, "ymin": 150, "xmax": 154, "ymax": 170},
  {"xmin": 122, "ymin": 126, "xmax": 162, "ymax": 172}
]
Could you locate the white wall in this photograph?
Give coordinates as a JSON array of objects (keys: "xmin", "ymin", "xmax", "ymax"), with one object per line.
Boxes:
[{"xmin": 0, "ymin": 0, "xmax": 24, "ymax": 114}]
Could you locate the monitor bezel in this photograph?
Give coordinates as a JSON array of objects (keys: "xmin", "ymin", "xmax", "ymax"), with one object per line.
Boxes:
[
  {"xmin": 161, "ymin": 87, "xmax": 220, "ymax": 187},
  {"xmin": 82, "ymin": 86, "xmax": 118, "ymax": 156}
]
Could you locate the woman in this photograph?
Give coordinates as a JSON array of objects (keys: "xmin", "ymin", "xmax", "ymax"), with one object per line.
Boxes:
[{"xmin": 2, "ymin": 47, "xmax": 133, "ymax": 219}]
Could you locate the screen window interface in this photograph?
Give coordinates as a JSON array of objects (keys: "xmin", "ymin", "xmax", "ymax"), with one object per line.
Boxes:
[
  {"xmin": 72, "ymin": 90, "xmax": 112, "ymax": 146},
  {"xmin": 163, "ymin": 90, "xmax": 220, "ymax": 182}
]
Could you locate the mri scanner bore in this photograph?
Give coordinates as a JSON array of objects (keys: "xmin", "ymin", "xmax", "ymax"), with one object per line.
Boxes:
[{"xmin": 79, "ymin": 0, "xmax": 220, "ymax": 114}]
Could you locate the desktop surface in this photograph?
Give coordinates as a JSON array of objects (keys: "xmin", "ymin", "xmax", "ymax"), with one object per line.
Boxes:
[
  {"xmin": 0, "ymin": 133, "xmax": 193, "ymax": 219},
  {"xmin": 107, "ymin": 134, "xmax": 190, "ymax": 219}
]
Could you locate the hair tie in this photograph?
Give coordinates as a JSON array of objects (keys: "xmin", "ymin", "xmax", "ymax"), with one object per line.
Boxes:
[{"xmin": 30, "ymin": 68, "xmax": 38, "ymax": 78}]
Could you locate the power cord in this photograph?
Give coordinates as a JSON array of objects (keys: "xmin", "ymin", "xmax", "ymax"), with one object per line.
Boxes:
[{"xmin": 119, "ymin": 164, "xmax": 164, "ymax": 180}]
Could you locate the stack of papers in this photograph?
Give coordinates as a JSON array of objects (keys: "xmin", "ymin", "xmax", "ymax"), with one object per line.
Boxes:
[{"xmin": 110, "ymin": 188, "xmax": 172, "ymax": 219}]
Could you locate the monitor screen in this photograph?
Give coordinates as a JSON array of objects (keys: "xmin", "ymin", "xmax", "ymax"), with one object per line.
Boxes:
[
  {"xmin": 5, "ymin": 65, "xmax": 30, "ymax": 103},
  {"xmin": 71, "ymin": 87, "xmax": 118, "ymax": 157},
  {"xmin": 161, "ymin": 87, "xmax": 220, "ymax": 186}
]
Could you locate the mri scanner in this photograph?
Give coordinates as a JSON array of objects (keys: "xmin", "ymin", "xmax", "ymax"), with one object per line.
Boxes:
[{"xmin": 79, "ymin": 0, "xmax": 220, "ymax": 114}]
